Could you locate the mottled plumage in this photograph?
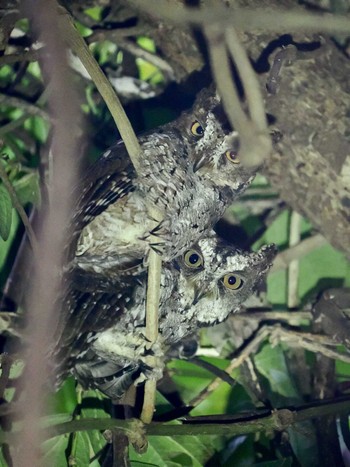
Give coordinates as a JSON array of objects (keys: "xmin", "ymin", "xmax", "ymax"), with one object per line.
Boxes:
[
  {"xmin": 69, "ymin": 86, "xmax": 259, "ymax": 282},
  {"xmin": 54, "ymin": 235, "xmax": 276, "ymax": 398}
]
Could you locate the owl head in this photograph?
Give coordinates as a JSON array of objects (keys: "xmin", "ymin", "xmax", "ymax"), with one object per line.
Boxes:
[
  {"xmin": 169, "ymin": 86, "xmax": 259, "ymax": 190},
  {"xmin": 172, "ymin": 234, "xmax": 276, "ymax": 328}
]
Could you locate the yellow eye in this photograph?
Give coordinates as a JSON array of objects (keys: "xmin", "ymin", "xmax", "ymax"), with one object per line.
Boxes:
[
  {"xmin": 225, "ymin": 150, "xmax": 240, "ymax": 164},
  {"xmin": 222, "ymin": 274, "xmax": 243, "ymax": 290},
  {"xmin": 190, "ymin": 121, "xmax": 204, "ymax": 137},
  {"xmin": 183, "ymin": 249, "xmax": 204, "ymax": 269}
]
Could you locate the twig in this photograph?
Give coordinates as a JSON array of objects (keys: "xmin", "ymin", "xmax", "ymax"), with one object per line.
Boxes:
[
  {"xmin": 0, "ymin": 94, "xmax": 49, "ymax": 120},
  {"xmin": 204, "ymin": 27, "xmax": 249, "ymax": 142},
  {"xmin": 0, "ymin": 160, "xmax": 39, "ymax": 257},
  {"xmin": 0, "ymin": 115, "xmax": 30, "ymax": 137},
  {"xmin": 0, "ymin": 50, "xmax": 39, "ymax": 65},
  {"xmin": 188, "ymin": 327, "xmax": 271, "ymax": 407},
  {"xmin": 224, "ymin": 26, "xmax": 271, "ymax": 167},
  {"xmin": 204, "ymin": 24, "xmax": 270, "ymax": 167},
  {"xmin": 129, "ymin": 1, "xmax": 350, "ymax": 34},
  {"xmin": 141, "ymin": 210, "xmax": 162, "ymax": 423},
  {"xmin": 271, "ymin": 233, "xmax": 327, "ymax": 272},
  {"xmin": 58, "ymin": 6, "xmax": 162, "ymax": 422},
  {"xmin": 189, "ymin": 321, "xmax": 350, "ymax": 408},
  {"xmin": 87, "ymin": 26, "xmax": 145, "ymax": 43},
  {"xmin": 287, "ymin": 211, "xmax": 302, "ymax": 308},
  {"xmin": 88, "ymin": 34, "xmax": 175, "ymax": 80},
  {"xmin": 57, "ymin": 7, "xmax": 142, "ymax": 175},
  {"xmin": 13, "ymin": 0, "xmax": 83, "ymax": 464},
  {"xmin": 241, "ymin": 310, "xmax": 312, "ymax": 324},
  {"xmin": 225, "ymin": 27, "xmax": 267, "ymax": 133}
]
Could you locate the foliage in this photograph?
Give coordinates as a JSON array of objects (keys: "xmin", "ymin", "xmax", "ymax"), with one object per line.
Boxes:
[{"xmin": 0, "ymin": 1, "xmax": 349, "ymax": 466}]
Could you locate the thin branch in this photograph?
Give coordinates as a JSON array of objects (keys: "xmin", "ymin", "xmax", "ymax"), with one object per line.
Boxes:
[
  {"xmin": 2, "ymin": 396, "xmax": 350, "ymax": 444},
  {"xmin": 271, "ymin": 234, "xmax": 327, "ymax": 272},
  {"xmin": 189, "ymin": 321, "xmax": 350, "ymax": 408},
  {"xmin": 57, "ymin": 7, "xmax": 142, "ymax": 175},
  {"xmin": 58, "ymin": 5, "xmax": 162, "ymax": 422},
  {"xmin": 13, "ymin": 0, "xmax": 83, "ymax": 463},
  {"xmin": 87, "ymin": 26, "xmax": 145, "ymax": 43},
  {"xmin": 0, "ymin": 49, "xmax": 39, "ymax": 65},
  {"xmin": 87, "ymin": 34, "xmax": 175, "ymax": 80},
  {"xmin": 204, "ymin": 26, "xmax": 249, "ymax": 142},
  {"xmin": 141, "ymin": 210, "xmax": 162, "ymax": 423},
  {"xmin": 0, "ymin": 115, "xmax": 29, "ymax": 137},
  {"xmin": 0, "ymin": 94, "xmax": 49, "ymax": 120},
  {"xmin": 287, "ymin": 211, "xmax": 302, "ymax": 308},
  {"xmin": 204, "ymin": 25, "xmax": 270, "ymax": 167},
  {"xmin": 188, "ymin": 327, "xmax": 271, "ymax": 407},
  {"xmin": 241, "ymin": 310, "xmax": 312, "ymax": 324},
  {"xmin": 129, "ymin": 1, "xmax": 350, "ymax": 35},
  {"xmin": 0, "ymin": 160, "xmax": 39, "ymax": 257},
  {"xmin": 225, "ymin": 27, "xmax": 267, "ymax": 133}
]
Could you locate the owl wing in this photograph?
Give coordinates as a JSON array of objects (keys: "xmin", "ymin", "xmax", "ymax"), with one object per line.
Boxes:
[
  {"xmin": 52, "ymin": 273, "xmax": 144, "ymax": 384},
  {"xmin": 72, "ymin": 140, "xmax": 136, "ymax": 236}
]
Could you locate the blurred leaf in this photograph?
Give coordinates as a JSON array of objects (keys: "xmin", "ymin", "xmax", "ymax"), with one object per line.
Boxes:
[
  {"xmin": 13, "ymin": 172, "xmax": 41, "ymax": 206},
  {"xmin": 136, "ymin": 58, "xmax": 164, "ymax": 85},
  {"xmin": 42, "ymin": 435, "xmax": 70, "ymax": 467},
  {"xmin": 85, "ymin": 6, "xmax": 103, "ymax": 21},
  {"xmin": 137, "ymin": 37, "xmax": 157, "ymax": 53},
  {"xmin": 0, "ymin": 210, "xmax": 19, "ymax": 285},
  {"xmin": 254, "ymin": 344, "xmax": 299, "ymax": 398},
  {"xmin": 24, "ymin": 115, "xmax": 49, "ymax": 143},
  {"xmin": 49, "ymin": 377, "xmax": 78, "ymax": 414},
  {"xmin": 288, "ymin": 424, "xmax": 319, "ymax": 467},
  {"xmin": 221, "ymin": 435, "xmax": 255, "ymax": 466},
  {"xmin": 27, "ymin": 61, "xmax": 42, "ymax": 79},
  {"xmin": 72, "ymin": 431, "xmax": 92, "ymax": 466},
  {"xmin": 130, "ymin": 433, "xmax": 223, "ymax": 467},
  {"xmin": 0, "ymin": 185, "xmax": 13, "ymax": 241},
  {"xmin": 298, "ymin": 244, "xmax": 350, "ymax": 302}
]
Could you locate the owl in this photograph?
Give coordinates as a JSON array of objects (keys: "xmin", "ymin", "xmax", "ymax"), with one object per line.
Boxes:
[
  {"xmin": 69, "ymin": 86, "xmax": 259, "ymax": 281},
  {"xmin": 53, "ymin": 235, "xmax": 276, "ymax": 398}
]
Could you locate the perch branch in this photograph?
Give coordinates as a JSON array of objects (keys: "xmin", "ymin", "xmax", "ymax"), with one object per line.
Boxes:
[
  {"xmin": 58, "ymin": 6, "xmax": 161, "ymax": 422},
  {"xmin": 287, "ymin": 211, "xmax": 302, "ymax": 308}
]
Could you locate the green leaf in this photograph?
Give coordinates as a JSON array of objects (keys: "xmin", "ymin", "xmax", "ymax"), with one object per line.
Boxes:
[
  {"xmin": 288, "ymin": 424, "xmax": 319, "ymax": 467},
  {"xmin": 42, "ymin": 435, "xmax": 70, "ymax": 467},
  {"xmin": 74, "ymin": 389, "xmax": 109, "ymax": 461},
  {"xmin": 254, "ymin": 344, "xmax": 299, "ymax": 398},
  {"xmin": 72, "ymin": 431, "xmax": 92, "ymax": 466},
  {"xmin": 0, "ymin": 185, "xmax": 13, "ymax": 241},
  {"xmin": 130, "ymin": 434, "xmax": 222, "ymax": 467},
  {"xmin": 13, "ymin": 172, "xmax": 41, "ymax": 206}
]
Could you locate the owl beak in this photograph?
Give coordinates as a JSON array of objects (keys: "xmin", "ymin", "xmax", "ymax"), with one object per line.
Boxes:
[
  {"xmin": 193, "ymin": 155, "xmax": 208, "ymax": 173},
  {"xmin": 192, "ymin": 285, "xmax": 208, "ymax": 305}
]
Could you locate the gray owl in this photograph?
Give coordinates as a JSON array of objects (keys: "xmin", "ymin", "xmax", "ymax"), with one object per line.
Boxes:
[
  {"xmin": 69, "ymin": 86, "xmax": 259, "ymax": 281},
  {"xmin": 54, "ymin": 235, "xmax": 276, "ymax": 398}
]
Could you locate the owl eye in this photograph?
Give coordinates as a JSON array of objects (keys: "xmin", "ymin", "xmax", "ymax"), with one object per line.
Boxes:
[
  {"xmin": 222, "ymin": 274, "xmax": 243, "ymax": 290},
  {"xmin": 190, "ymin": 121, "xmax": 204, "ymax": 137},
  {"xmin": 183, "ymin": 249, "xmax": 204, "ymax": 269},
  {"xmin": 225, "ymin": 150, "xmax": 240, "ymax": 164}
]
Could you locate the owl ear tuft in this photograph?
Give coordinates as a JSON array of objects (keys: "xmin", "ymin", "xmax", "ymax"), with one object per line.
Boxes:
[{"xmin": 252, "ymin": 244, "xmax": 277, "ymax": 271}]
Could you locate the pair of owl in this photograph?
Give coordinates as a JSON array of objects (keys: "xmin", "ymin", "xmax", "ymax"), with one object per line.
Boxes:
[{"xmin": 52, "ymin": 86, "xmax": 276, "ymax": 398}]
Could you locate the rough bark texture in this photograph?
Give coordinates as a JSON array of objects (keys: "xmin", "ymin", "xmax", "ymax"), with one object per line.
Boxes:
[{"xmin": 230, "ymin": 0, "xmax": 350, "ymax": 258}]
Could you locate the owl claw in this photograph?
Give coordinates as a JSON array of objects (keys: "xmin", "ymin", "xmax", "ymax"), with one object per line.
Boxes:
[
  {"xmin": 149, "ymin": 243, "xmax": 165, "ymax": 255},
  {"xmin": 134, "ymin": 333, "xmax": 165, "ymax": 385},
  {"xmin": 150, "ymin": 223, "xmax": 163, "ymax": 234}
]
